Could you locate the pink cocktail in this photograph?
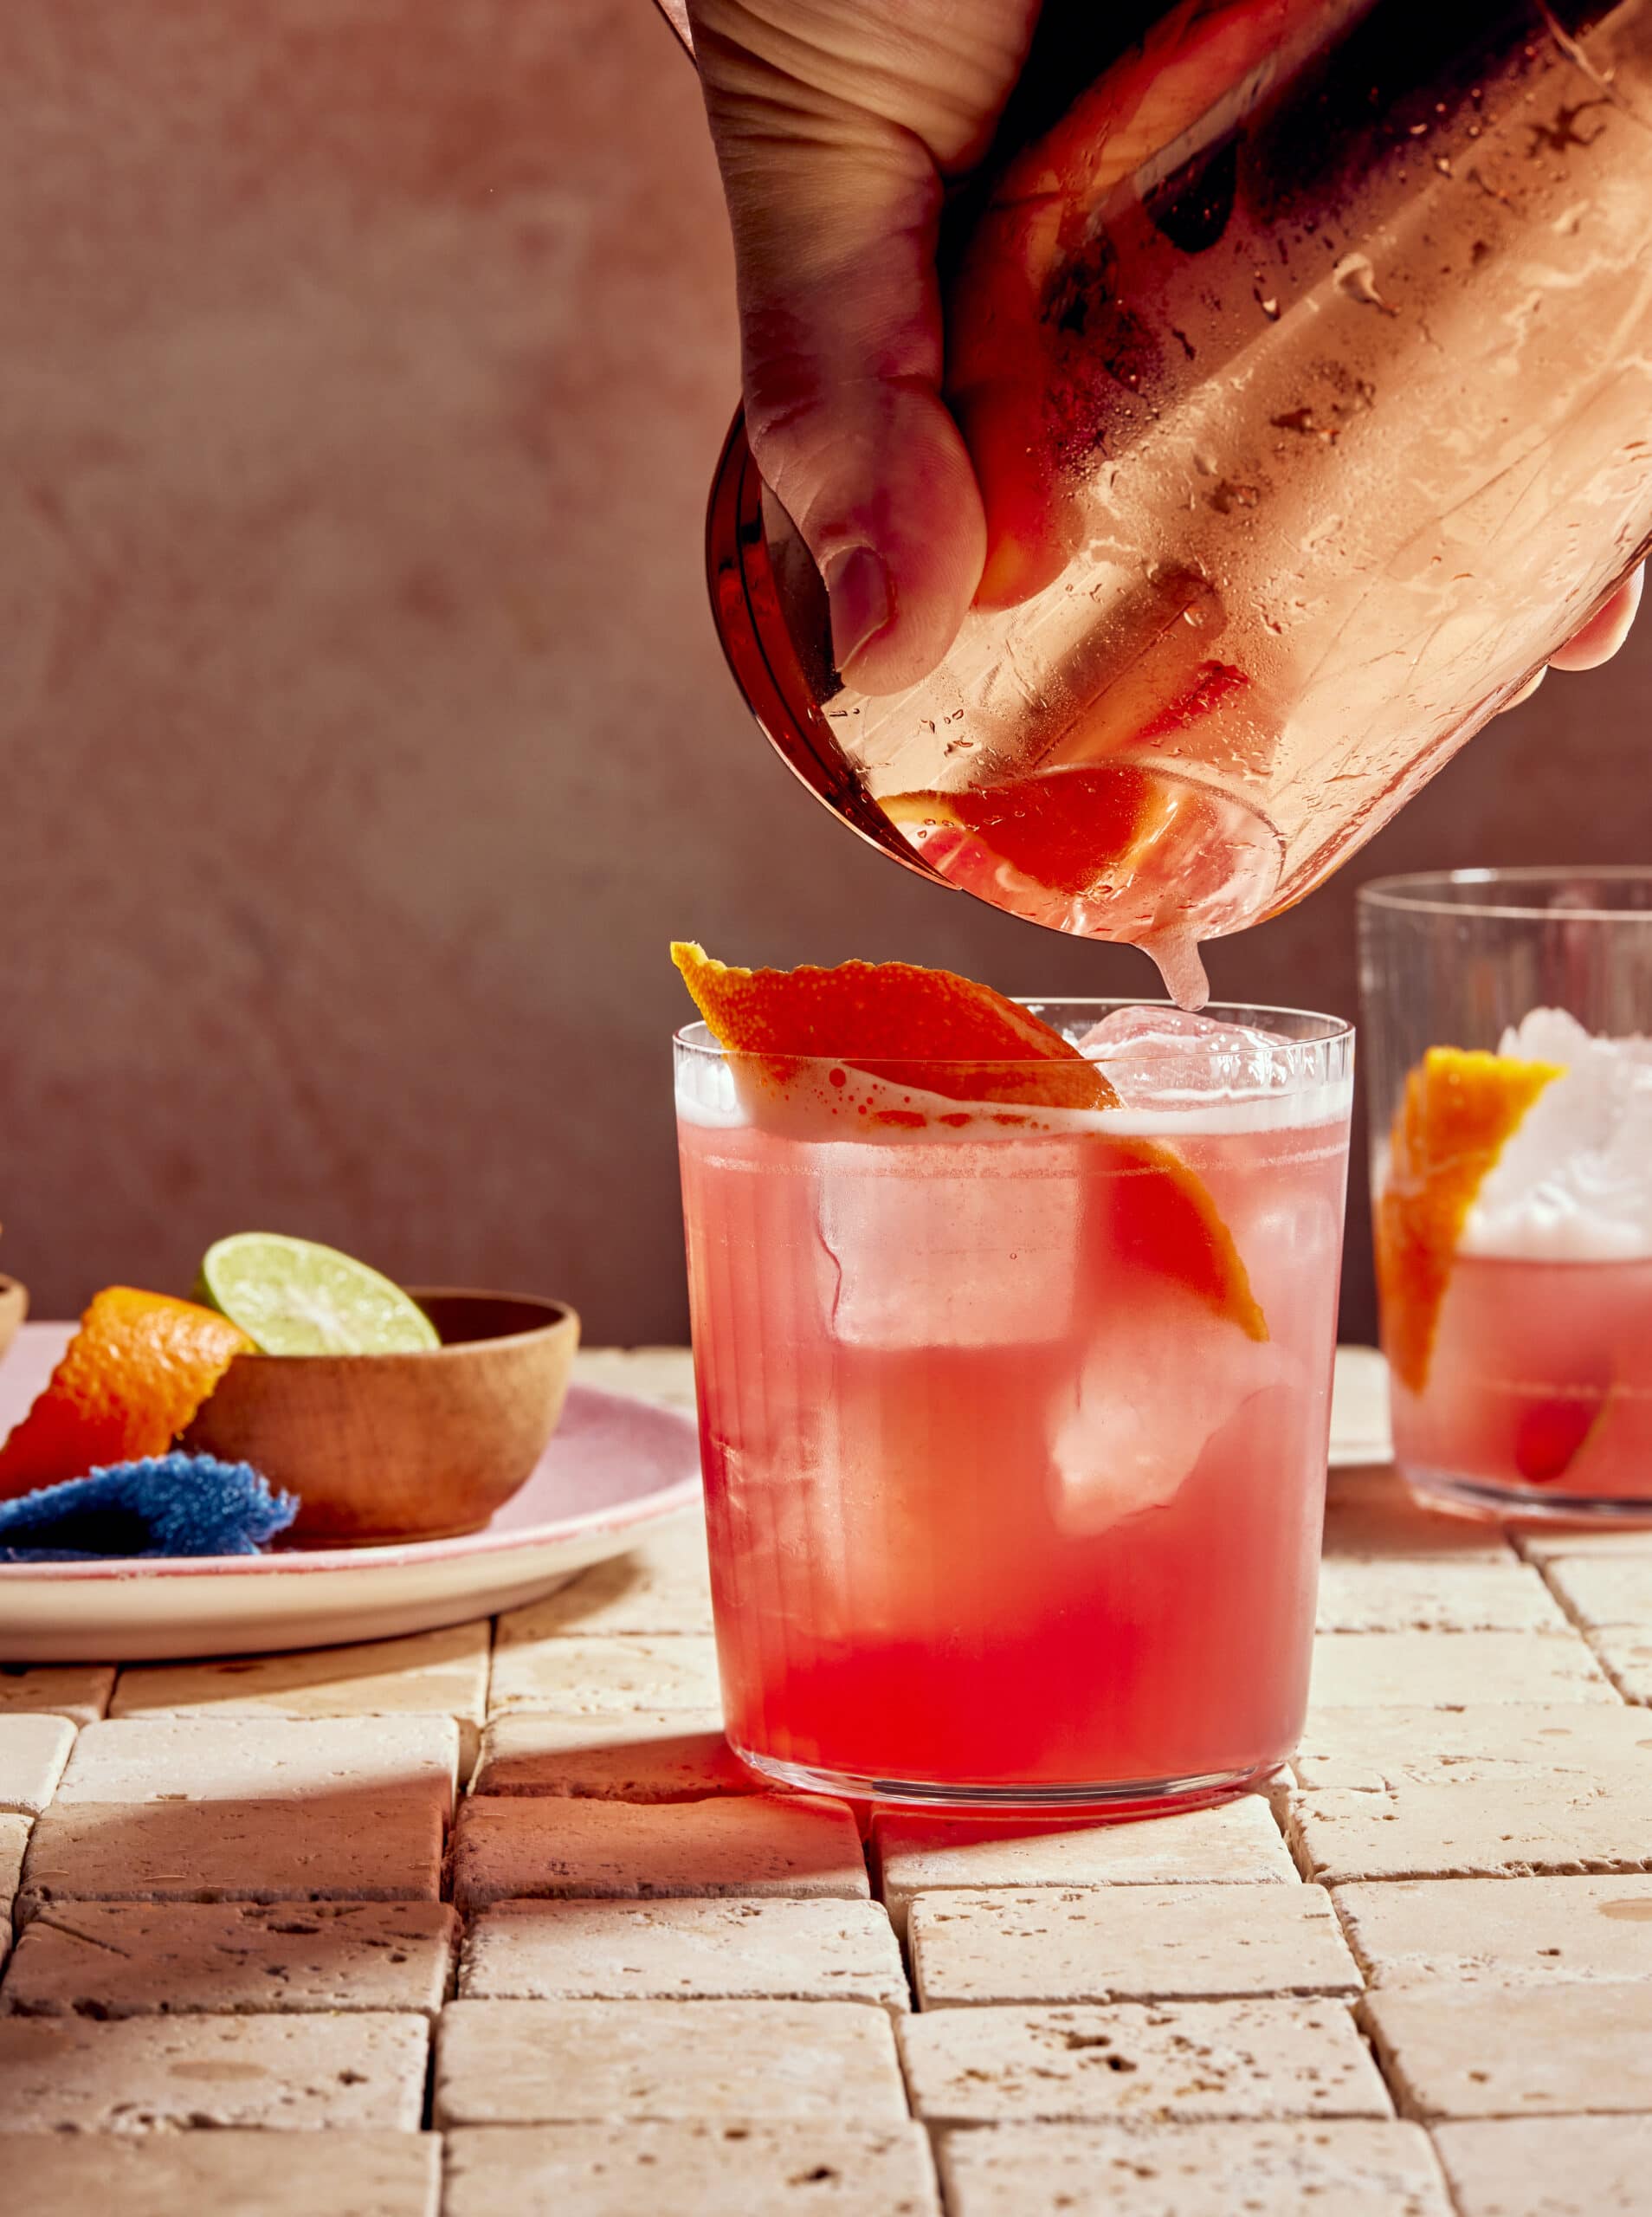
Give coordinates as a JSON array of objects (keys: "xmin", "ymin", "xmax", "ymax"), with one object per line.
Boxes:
[{"xmin": 676, "ymin": 1001, "xmax": 1352, "ymax": 1810}]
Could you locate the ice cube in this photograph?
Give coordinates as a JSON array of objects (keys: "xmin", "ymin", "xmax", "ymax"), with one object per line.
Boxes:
[
  {"xmin": 1050, "ymin": 1284, "xmax": 1283, "ymax": 1533},
  {"xmin": 1078, "ymin": 1005, "xmax": 1288, "ymax": 1107},
  {"xmin": 816, "ymin": 1141, "xmax": 1081, "ymax": 1349},
  {"xmin": 1464, "ymin": 1009, "xmax": 1652, "ymax": 1260}
]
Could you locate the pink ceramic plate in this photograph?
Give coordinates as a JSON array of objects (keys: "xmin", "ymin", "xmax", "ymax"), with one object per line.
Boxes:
[{"xmin": 0, "ymin": 1324, "xmax": 702, "ymax": 1661}]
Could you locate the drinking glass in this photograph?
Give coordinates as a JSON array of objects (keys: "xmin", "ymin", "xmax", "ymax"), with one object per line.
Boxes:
[
  {"xmin": 675, "ymin": 1000, "xmax": 1353, "ymax": 1809},
  {"xmin": 1360, "ymin": 869, "xmax": 1652, "ymax": 1521}
]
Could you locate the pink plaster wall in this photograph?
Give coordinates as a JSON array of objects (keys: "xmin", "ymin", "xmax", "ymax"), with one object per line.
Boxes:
[{"xmin": 3, "ymin": 1, "xmax": 1649, "ymax": 1345}]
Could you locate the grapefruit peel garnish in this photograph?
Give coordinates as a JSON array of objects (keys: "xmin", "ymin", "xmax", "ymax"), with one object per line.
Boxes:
[
  {"xmin": 672, "ymin": 942, "xmax": 1265, "ymax": 1341},
  {"xmin": 1376, "ymin": 1048, "xmax": 1564, "ymax": 1397},
  {"xmin": 0, "ymin": 1286, "xmax": 255, "ymax": 1499}
]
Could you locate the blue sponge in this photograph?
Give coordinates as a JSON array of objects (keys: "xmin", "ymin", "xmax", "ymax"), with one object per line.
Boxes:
[{"xmin": 0, "ymin": 1454, "xmax": 298, "ymax": 1561}]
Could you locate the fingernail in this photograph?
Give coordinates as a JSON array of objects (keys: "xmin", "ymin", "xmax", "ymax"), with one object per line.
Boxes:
[{"xmin": 823, "ymin": 546, "xmax": 892, "ymax": 673}]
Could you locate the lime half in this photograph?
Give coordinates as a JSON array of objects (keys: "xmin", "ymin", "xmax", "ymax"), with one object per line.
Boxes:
[{"xmin": 199, "ymin": 1233, "xmax": 440, "ymax": 1356}]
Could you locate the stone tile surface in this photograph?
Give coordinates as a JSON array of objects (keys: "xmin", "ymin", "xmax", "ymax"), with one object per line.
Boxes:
[
  {"xmin": 1315, "ymin": 1560, "xmax": 1569, "ymax": 1633},
  {"xmin": 0, "ymin": 1814, "xmax": 27, "ymax": 1962},
  {"xmin": 3, "ymin": 1900, "xmax": 457, "ymax": 2017},
  {"xmin": 2, "ymin": 2130, "xmax": 441, "ymax": 2216},
  {"xmin": 1291, "ymin": 1705, "xmax": 1652, "ymax": 1792},
  {"xmin": 0, "ymin": 2010, "xmax": 429, "ymax": 2130},
  {"xmin": 1334, "ymin": 1874, "xmax": 1652, "ymax": 1989},
  {"xmin": 909, "ymin": 1884, "xmax": 1359, "ymax": 2007},
  {"xmin": 1516, "ymin": 1525, "xmax": 1652, "ymax": 1563},
  {"xmin": 1583, "ymin": 1627, "xmax": 1652, "ymax": 1705},
  {"xmin": 900, "ymin": 1999, "xmax": 1391, "ymax": 2125},
  {"xmin": 1365, "ymin": 1982, "xmax": 1652, "ymax": 2119},
  {"xmin": 19, "ymin": 1791, "xmax": 445, "ymax": 1910},
  {"xmin": 501, "ymin": 1521, "xmax": 713, "ymax": 1637},
  {"xmin": 487, "ymin": 1632, "xmax": 721, "ymax": 1717},
  {"xmin": 110, "ymin": 1626, "xmax": 489, "ymax": 1761},
  {"xmin": 0, "ymin": 1665, "xmax": 114, "ymax": 1724},
  {"xmin": 442, "ymin": 2122, "xmax": 939, "ymax": 2215},
  {"xmin": 1287, "ymin": 1781, "xmax": 1652, "ymax": 1884},
  {"xmin": 1320, "ymin": 1477, "xmax": 1516, "ymax": 1562},
  {"xmin": 938, "ymin": 2120, "xmax": 1452, "ymax": 2216},
  {"xmin": 0, "ymin": 1713, "xmax": 74, "ymax": 1816},
  {"xmin": 1433, "ymin": 2116, "xmax": 1652, "ymax": 2216},
  {"xmin": 452, "ymin": 1792, "xmax": 868, "ymax": 1909},
  {"xmin": 1542, "ymin": 1556, "xmax": 1652, "ymax": 1627},
  {"xmin": 875, "ymin": 1799, "xmax": 1295, "ymax": 1935},
  {"xmin": 56, "ymin": 1716, "xmax": 459, "ymax": 1814},
  {"xmin": 460, "ymin": 1897, "xmax": 905, "ymax": 2007},
  {"xmin": 1308, "ymin": 1631, "xmax": 1615, "ymax": 1709},
  {"xmin": 434, "ymin": 1997, "xmax": 907, "ymax": 2125},
  {"xmin": 474, "ymin": 1711, "xmax": 753, "ymax": 1800}
]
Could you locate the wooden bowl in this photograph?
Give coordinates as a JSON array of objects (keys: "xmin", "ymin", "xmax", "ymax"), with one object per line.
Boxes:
[
  {"xmin": 0, "ymin": 1277, "xmax": 28, "ymax": 1363},
  {"xmin": 184, "ymin": 1289, "xmax": 579, "ymax": 1543}
]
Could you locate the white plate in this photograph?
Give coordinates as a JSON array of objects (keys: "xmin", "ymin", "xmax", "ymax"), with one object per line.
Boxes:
[
  {"xmin": 0, "ymin": 1324, "xmax": 702, "ymax": 1661},
  {"xmin": 1329, "ymin": 1344, "xmax": 1393, "ymax": 1469}
]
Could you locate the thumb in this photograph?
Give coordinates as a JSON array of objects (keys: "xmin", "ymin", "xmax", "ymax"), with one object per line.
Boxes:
[{"xmin": 690, "ymin": 3, "xmax": 1031, "ymax": 695}]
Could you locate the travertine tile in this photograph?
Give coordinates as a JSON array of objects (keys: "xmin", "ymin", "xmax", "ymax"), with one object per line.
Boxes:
[
  {"xmin": 571, "ymin": 1347, "xmax": 697, "ymax": 1412},
  {"xmin": 500, "ymin": 1522, "xmax": 713, "ymax": 1638},
  {"xmin": 0, "ymin": 1664, "xmax": 113, "ymax": 1725},
  {"xmin": 110, "ymin": 1624, "xmax": 489, "ymax": 1765},
  {"xmin": 939, "ymin": 2120, "xmax": 1451, "ymax": 2216},
  {"xmin": 1365, "ymin": 1982, "xmax": 1652, "ymax": 2120},
  {"xmin": 909, "ymin": 1884, "xmax": 1358, "ymax": 2007},
  {"xmin": 488, "ymin": 1633, "xmax": 721, "ymax": 1718},
  {"xmin": 2, "ymin": 2130, "xmax": 441, "ymax": 2216},
  {"xmin": 434, "ymin": 1998, "xmax": 907, "ymax": 2125},
  {"xmin": 474, "ymin": 1711, "xmax": 753, "ymax": 1800},
  {"xmin": 3, "ymin": 1900, "xmax": 457, "ymax": 2018},
  {"xmin": 1315, "ymin": 1560, "xmax": 1569, "ymax": 1634},
  {"xmin": 19, "ymin": 1791, "xmax": 445, "ymax": 1911},
  {"xmin": 1287, "ymin": 1781, "xmax": 1652, "ymax": 1884},
  {"xmin": 1320, "ymin": 1477, "xmax": 1515, "ymax": 1562},
  {"xmin": 900, "ymin": 1999, "xmax": 1391, "ymax": 2125},
  {"xmin": 0, "ymin": 1814, "xmax": 28, "ymax": 1962},
  {"xmin": 0, "ymin": 2011, "xmax": 429, "ymax": 2130},
  {"xmin": 1433, "ymin": 2116, "xmax": 1652, "ymax": 2216},
  {"xmin": 1541, "ymin": 1556, "xmax": 1652, "ymax": 1628},
  {"xmin": 442, "ymin": 2121, "xmax": 939, "ymax": 2216},
  {"xmin": 1335, "ymin": 1875, "xmax": 1652, "ymax": 1989},
  {"xmin": 1514, "ymin": 1523, "xmax": 1652, "ymax": 1564},
  {"xmin": 56, "ymin": 1716, "xmax": 460, "ymax": 1818},
  {"xmin": 1291, "ymin": 1705, "xmax": 1652, "ymax": 1792},
  {"xmin": 0, "ymin": 1714, "xmax": 74, "ymax": 1816},
  {"xmin": 1580, "ymin": 1628, "xmax": 1652, "ymax": 1706},
  {"xmin": 1308, "ymin": 1632, "xmax": 1614, "ymax": 1710},
  {"xmin": 460, "ymin": 1897, "xmax": 905, "ymax": 2007},
  {"xmin": 874, "ymin": 1798, "xmax": 1295, "ymax": 1936},
  {"xmin": 452, "ymin": 1792, "xmax": 868, "ymax": 1909}
]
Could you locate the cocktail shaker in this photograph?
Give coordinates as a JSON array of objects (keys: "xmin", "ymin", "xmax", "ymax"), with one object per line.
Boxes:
[{"xmin": 672, "ymin": 2, "xmax": 1652, "ymax": 998}]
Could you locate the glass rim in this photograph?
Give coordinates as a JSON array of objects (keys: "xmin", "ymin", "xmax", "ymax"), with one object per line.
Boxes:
[
  {"xmin": 674, "ymin": 996, "xmax": 1355, "ymax": 1067},
  {"xmin": 1358, "ymin": 866, "xmax": 1652, "ymax": 923}
]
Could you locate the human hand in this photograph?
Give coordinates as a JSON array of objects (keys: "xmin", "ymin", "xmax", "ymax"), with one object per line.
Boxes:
[{"xmin": 689, "ymin": 0, "xmax": 1642, "ymax": 701}]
